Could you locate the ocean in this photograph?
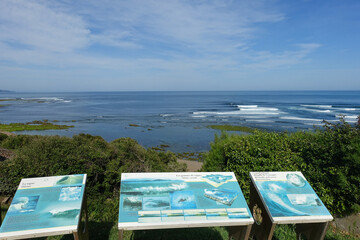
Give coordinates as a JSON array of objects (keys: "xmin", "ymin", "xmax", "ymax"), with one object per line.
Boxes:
[{"xmin": 1, "ymin": 91, "xmax": 359, "ymax": 152}]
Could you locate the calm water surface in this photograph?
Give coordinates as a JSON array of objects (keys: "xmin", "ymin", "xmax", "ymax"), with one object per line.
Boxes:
[{"xmin": 1, "ymin": 91, "xmax": 359, "ymax": 152}]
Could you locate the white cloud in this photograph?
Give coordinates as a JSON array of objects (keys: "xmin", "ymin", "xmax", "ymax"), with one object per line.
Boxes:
[
  {"xmin": 0, "ymin": 0, "xmax": 323, "ymax": 90},
  {"xmin": 76, "ymin": 0, "xmax": 284, "ymax": 53},
  {"xmin": 0, "ymin": 0, "xmax": 90, "ymax": 52}
]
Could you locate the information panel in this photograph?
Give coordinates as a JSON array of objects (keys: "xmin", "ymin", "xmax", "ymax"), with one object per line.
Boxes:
[
  {"xmin": 118, "ymin": 172, "xmax": 253, "ymax": 230},
  {"xmin": 250, "ymin": 172, "xmax": 333, "ymax": 224},
  {"xmin": 0, "ymin": 174, "xmax": 87, "ymax": 239}
]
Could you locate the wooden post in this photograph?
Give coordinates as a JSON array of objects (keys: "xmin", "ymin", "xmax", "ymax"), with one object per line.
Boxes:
[
  {"xmin": 249, "ymin": 180, "xmax": 276, "ymax": 240},
  {"xmin": 73, "ymin": 194, "xmax": 89, "ymax": 240},
  {"xmin": 118, "ymin": 229, "xmax": 124, "ymax": 240},
  {"xmin": 295, "ymin": 222, "xmax": 329, "ymax": 240},
  {"xmin": 228, "ymin": 224, "xmax": 252, "ymax": 240},
  {"xmin": 0, "ymin": 197, "xmax": 11, "ymax": 226}
]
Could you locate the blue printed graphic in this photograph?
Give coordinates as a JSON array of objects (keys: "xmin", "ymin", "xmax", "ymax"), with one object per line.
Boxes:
[
  {"xmin": 202, "ymin": 175, "xmax": 232, "ymax": 184},
  {"xmin": 59, "ymin": 186, "xmax": 82, "ymax": 201},
  {"xmin": 255, "ymin": 174, "xmax": 331, "ymax": 218},
  {"xmin": 0, "ymin": 174, "xmax": 86, "ymax": 235},
  {"xmin": 8, "ymin": 196, "xmax": 40, "ymax": 213},
  {"xmin": 143, "ymin": 197, "xmax": 170, "ymax": 210},
  {"xmin": 204, "ymin": 189, "xmax": 239, "ymax": 206},
  {"xmin": 170, "ymin": 191, "xmax": 197, "ymax": 209},
  {"xmin": 118, "ymin": 173, "xmax": 252, "ymax": 224}
]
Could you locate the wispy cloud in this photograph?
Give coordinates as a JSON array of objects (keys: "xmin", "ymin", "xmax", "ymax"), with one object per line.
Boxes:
[
  {"xmin": 0, "ymin": 0, "xmax": 324, "ymax": 90},
  {"xmin": 243, "ymin": 43, "xmax": 322, "ymax": 69},
  {"xmin": 0, "ymin": 0, "xmax": 90, "ymax": 53},
  {"xmin": 77, "ymin": 0, "xmax": 285, "ymax": 53}
]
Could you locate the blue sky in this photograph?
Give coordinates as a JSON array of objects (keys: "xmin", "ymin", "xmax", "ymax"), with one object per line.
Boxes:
[{"xmin": 0, "ymin": 0, "xmax": 359, "ymax": 91}]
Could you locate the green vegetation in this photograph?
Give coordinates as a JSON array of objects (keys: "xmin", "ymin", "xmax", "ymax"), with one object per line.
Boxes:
[
  {"xmin": 203, "ymin": 119, "xmax": 360, "ymax": 217},
  {"xmin": 0, "ymin": 118, "xmax": 359, "ymax": 239},
  {"xmin": 201, "ymin": 119, "xmax": 360, "ymax": 239},
  {"xmin": 0, "ymin": 133, "xmax": 186, "ymax": 239},
  {"xmin": 176, "ymin": 151, "xmax": 205, "ymax": 161},
  {"xmin": 207, "ymin": 124, "xmax": 255, "ymax": 133},
  {"xmin": 0, "ymin": 120, "xmax": 74, "ymax": 132}
]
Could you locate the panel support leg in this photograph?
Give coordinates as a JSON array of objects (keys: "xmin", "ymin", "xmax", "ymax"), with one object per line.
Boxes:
[
  {"xmin": 249, "ymin": 181, "xmax": 276, "ymax": 240},
  {"xmin": 118, "ymin": 229, "xmax": 124, "ymax": 240},
  {"xmin": 295, "ymin": 222, "xmax": 329, "ymax": 240},
  {"xmin": 74, "ymin": 194, "xmax": 89, "ymax": 240},
  {"xmin": 0, "ymin": 197, "xmax": 11, "ymax": 226},
  {"xmin": 228, "ymin": 224, "xmax": 252, "ymax": 240}
]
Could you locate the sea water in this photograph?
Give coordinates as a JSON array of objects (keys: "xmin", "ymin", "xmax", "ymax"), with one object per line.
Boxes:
[{"xmin": 0, "ymin": 91, "xmax": 359, "ymax": 152}]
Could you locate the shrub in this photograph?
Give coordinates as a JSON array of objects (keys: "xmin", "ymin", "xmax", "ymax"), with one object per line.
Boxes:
[
  {"xmin": 202, "ymin": 119, "xmax": 360, "ymax": 216},
  {"xmin": 203, "ymin": 131, "xmax": 302, "ymax": 200},
  {"xmin": 0, "ymin": 134, "xmax": 185, "ymax": 198}
]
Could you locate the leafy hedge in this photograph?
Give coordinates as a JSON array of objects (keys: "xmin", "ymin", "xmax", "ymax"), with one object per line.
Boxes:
[
  {"xmin": 202, "ymin": 119, "xmax": 360, "ymax": 216},
  {"xmin": 0, "ymin": 133, "xmax": 186, "ymax": 199}
]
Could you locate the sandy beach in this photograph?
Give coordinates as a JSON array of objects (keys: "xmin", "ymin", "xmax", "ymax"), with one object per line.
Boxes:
[{"xmin": 177, "ymin": 159, "xmax": 203, "ymax": 172}]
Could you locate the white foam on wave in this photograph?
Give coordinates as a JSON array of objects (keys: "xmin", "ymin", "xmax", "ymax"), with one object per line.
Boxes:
[
  {"xmin": 247, "ymin": 119, "xmax": 275, "ymax": 123},
  {"xmin": 237, "ymin": 105, "xmax": 258, "ymax": 108},
  {"xmin": 305, "ymin": 109, "xmax": 332, "ymax": 113},
  {"xmin": 280, "ymin": 116, "xmax": 323, "ymax": 122},
  {"xmin": 331, "ymin": 108, "xmax": 357, "ymax": 111},
  {"xmin": 20, "ymin": 97, "xmax": 71, "ymax": 103},
  {"xmin": 237, "ymin": 105, "xmax": 280, "ymax": 115},
  {"xmin": 336, "ymin": 115, "xmax": 359, "ymax": 123},
  {"xmin": 304, "ymin": 123, "xmax": 324, "ymax": 126},
  {"xmin": 337, "ymin": 114, "xmax": 358, "ymax": 119},
  {"xmin": 301, "ymin": 105, "xmax": 332, "ymax": 109},
  {"xmin": 193, "ymin": 111, "xmax": 243, "ymax": 115},
  {"xmin": 192, "ymin": 105, "xmax": 281, "ymax": 116}
]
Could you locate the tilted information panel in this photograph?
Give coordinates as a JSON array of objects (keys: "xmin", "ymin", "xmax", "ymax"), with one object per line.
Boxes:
[
  {"xmin": 118, "ymin": 172, "xmax": 253, "ymax": 230},
  {"xmin": 250, "ymin": 171, "xmax": 333, "ymax": 224},
  {"xmin": 0, "ymin": 174, "xmax": 87, "ymax": 239}
]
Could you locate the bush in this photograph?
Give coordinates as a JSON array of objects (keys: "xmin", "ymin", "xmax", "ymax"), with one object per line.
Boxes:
[
  {"xmin": 0, "ymin": 133, "xmax": 8, "ymax": 142},
  {"xmin": 203, "ymin": 131, "xmax": 303, "ymax": 200},
  {"xmin": 289, "ymin": 120, "xmax": 360, "ymax": 215},
  {"xmin": 202, "ymin": 120, "xmax": 360, "ymax": 216},
  {"xmin": 0, "ymin": 134, "xmax": 185, "ymax": 198}
]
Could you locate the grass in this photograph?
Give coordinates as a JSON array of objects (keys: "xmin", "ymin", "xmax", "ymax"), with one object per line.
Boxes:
[
  {"xmin": 0, "ymin": 120, "xmax": 74, "ymax": 132},
  {"xmin": 43, "ymin": 223, "xmax": 359, "ymax": 240},
  {"xmin": 207, "ymin": 124, "xmax": 255, "ymax": 133}
]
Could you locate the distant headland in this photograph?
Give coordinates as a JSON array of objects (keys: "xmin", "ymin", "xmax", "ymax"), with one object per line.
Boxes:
[{"xmin": 0, "ymin": 89, "xmax": 14, "ymax": 92}]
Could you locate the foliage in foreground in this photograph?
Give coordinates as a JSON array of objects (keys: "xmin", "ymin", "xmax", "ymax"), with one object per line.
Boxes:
[
  {"xmin": 203, "ymin": 119, "xmax": 360, "ymax": 217},
  {"xmin": 0, "ymin": 133, "xmax": 186, "ymax": 237},
  {"xmin": 1, "ymin": 119, "xmax": 359, "ymax": 239}
]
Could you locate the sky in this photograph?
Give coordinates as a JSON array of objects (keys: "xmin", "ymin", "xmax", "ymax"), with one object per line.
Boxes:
[{"xmin": 0, "ymin": 0, "xmax": 359, "ymax": 91}]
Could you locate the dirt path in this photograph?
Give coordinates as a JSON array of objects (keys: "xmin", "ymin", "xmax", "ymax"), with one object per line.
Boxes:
[{"xmin": 177, "ymin": 159, "xmax": 203, "ymax": 172}]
